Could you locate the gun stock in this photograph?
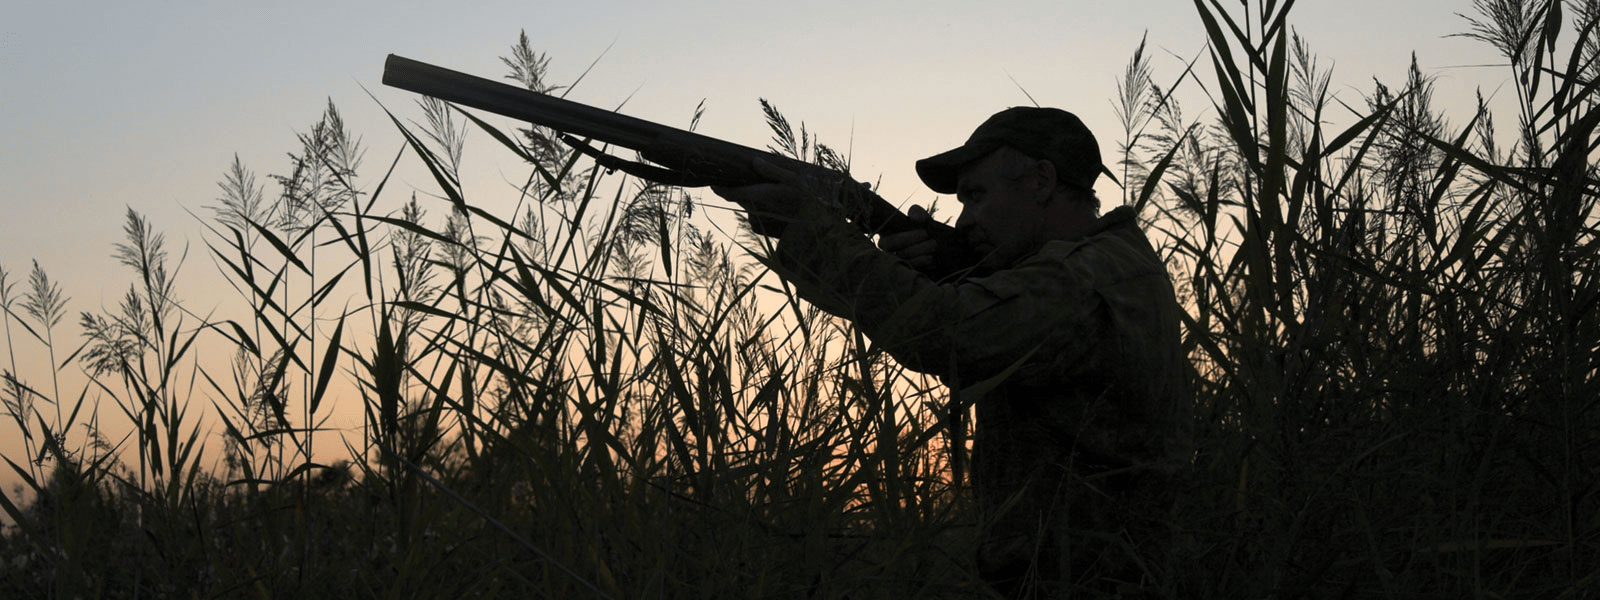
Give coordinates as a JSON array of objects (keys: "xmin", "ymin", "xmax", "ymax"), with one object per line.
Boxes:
[{"xmin": 381, "ymin": 54, "xmax": 984, "ymax": 279}]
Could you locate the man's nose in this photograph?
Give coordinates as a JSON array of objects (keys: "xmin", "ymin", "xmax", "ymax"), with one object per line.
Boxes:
[{"xmin": 954, "ymin": 208, "xmax": 975, "ymax": 232}]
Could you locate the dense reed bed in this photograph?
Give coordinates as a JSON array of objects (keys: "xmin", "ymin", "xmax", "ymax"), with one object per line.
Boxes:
[{"xmin": 3, "ymin": 1, "xmax": 1597, "ymax": 597}]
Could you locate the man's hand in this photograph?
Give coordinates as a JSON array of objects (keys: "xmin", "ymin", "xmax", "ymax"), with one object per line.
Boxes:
[
  {"xmin": 878, "ymin": 205, "xmax": 939, "ymax": 269},
  {"xmin": 711, "ymin": 181, "xmax": 804, "ymax": 237},
  {"xmin": 711, "ymin": 159, "xmax": 846, "ymax": 237}
]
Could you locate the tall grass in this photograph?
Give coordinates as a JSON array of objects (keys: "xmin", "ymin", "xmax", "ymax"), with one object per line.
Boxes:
[
  {"xmin": 1115, "ymin": 1, "xmax": 1600, "ymax": 597},
  {"xmin": 2, "ymin": 2, "xmax": 1597, "ymax": 597}
]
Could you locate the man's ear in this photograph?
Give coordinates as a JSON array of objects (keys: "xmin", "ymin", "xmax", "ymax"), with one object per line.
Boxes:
[{"xmin": 1034, "ymin": 159, "xmax": 1058, "ymax": 202}]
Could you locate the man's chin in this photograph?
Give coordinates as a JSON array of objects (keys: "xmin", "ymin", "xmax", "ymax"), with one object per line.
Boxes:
[{"xmin": 975, "ymin": 246, "xmax": 1008, "ymax": 270}]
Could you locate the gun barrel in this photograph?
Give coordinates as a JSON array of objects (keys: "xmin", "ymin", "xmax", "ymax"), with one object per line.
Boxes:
[
  {"xmin": 383, "ymin": 54, "xmax": 662, "ymax": 148},
  {"xmin": 380, "ymin": 54, "xmax": 933, "ymax": 239}
]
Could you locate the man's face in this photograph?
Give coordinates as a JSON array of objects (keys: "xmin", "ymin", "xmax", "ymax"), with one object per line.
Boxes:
[{"xmin": 953, "ymin": 150, "xmax": 1050, "ymax": 269}]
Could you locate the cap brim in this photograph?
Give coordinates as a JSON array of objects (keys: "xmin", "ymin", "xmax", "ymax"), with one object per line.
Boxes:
[{"xmin": 915, "ymin": 140, "xmax": 1001, "ymax": 194}]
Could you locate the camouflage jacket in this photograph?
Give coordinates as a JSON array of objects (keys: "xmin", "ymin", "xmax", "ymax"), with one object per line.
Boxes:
[{"xmin": 769, "ymin": 205, "xmax": 1190, "ymax": 497}]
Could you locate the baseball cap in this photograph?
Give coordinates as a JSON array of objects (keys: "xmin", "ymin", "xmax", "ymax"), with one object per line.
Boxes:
[{"xmin": 915, "ymin": 107, "xmax": 1104, "ymax": 194}]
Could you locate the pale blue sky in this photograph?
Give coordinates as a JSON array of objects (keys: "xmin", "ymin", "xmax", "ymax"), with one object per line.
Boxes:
[
  {"xmin": 3, "ymin": 1, "xmax": 1504, "ymax": 296},
  {"xmin": 1, "ymin": 0, "xmax": 1510, "ymax": 479}
]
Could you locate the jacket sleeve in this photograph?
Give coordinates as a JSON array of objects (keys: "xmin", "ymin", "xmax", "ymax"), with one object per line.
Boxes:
[{"xmin": 768, "ymin": 215, "xmax": 1126, "ymax": 385}]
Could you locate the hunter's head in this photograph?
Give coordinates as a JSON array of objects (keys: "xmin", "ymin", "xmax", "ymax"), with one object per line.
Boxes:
[{"xmin": 915, "ymin": 107, "xmax": 1104, "ymax": 268}]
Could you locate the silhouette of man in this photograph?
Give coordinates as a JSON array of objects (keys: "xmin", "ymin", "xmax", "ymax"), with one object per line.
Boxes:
[{"xmin": 714, "ymin": 107, "xmax": 1189, "ymax": 598}]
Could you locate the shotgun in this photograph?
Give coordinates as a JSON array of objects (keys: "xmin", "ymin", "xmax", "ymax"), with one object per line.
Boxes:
[{"xmin": 381, "ymin": 54, "xmax": 983, "ymax": 280}]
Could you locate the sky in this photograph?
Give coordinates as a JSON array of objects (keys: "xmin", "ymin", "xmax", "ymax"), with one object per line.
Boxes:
[{"xmin": 1, "ymin": 0, "xmax": 1510, "ymax": 490}]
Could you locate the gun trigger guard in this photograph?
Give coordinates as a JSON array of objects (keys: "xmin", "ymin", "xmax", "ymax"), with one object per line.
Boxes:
[{"xmin": 559, "ymin": 134, "xmax": 714, "ymax": 188}]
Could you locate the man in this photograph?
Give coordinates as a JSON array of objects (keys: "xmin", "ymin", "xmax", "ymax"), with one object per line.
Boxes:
[{"xmin": 714, "ymin": 107, "xmax": 1189, "ymax": 597}]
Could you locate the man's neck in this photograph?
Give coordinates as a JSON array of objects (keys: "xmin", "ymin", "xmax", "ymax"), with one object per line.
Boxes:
[{"xmin": 1045, "ymin": 205, "xmax": 1100, "ymax": 241}]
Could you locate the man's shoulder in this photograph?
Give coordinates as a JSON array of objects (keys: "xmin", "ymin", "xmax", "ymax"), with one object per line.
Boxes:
[
  {"xmin": 1035, "ymin": 206, "xmax": 1159, "ymax": 269},
  {"xmin": 970, "ymin": 215, "xmax": 1165, "ymax": 303}
]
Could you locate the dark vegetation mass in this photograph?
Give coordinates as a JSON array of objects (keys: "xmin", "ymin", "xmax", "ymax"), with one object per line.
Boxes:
[{"xmin": 3, "ymin": 2, "xmax": 1597, "ymax": 597}]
